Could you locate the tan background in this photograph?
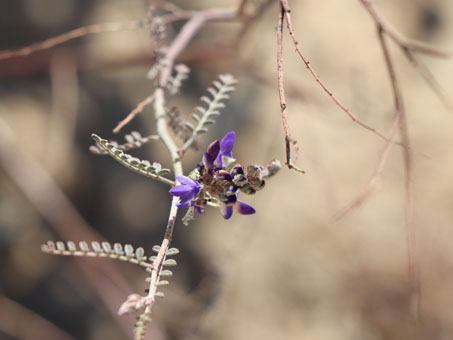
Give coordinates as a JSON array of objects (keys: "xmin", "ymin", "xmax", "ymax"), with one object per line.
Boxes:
[{"xmin": 0, "ymin": 0, "xmax": 452, "ymax": 339}]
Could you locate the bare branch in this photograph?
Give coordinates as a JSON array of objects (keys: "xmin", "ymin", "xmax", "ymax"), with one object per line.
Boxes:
[
  {"xmin": 359, "ymin": 0, "xmax": 451, "ymax": 58},
  {"xmin": 279, "ymin": 0, "xmax": 397, "ymax": 146},
  {"xmin": 359, "ymin": 0, "xmax": 453, "ymax": 112},
  {"xmin": 0, "ymin": 20, "xmax": 146, "ymax": 61},
  {"xmin": 334, "ymin": 116, "xmax": 399, "ymax": 220},
  {"xmin": 113, "ymin": 94, "xmax": 155, "ymax": 134},
  {"xmin": 277, "ymin": 3, "xmax": 304, "ymax": 173},
  {"xmin": 377, "ymin": 26, "xmax": 420, "ymax": 320}
]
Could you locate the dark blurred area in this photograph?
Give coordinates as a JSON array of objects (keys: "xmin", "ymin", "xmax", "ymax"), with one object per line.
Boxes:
[{"xmin": 1, "ymin": 0, "xmax": 453, "ymax": 340}]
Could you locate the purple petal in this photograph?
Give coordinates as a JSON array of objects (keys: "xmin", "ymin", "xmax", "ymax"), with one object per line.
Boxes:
[
  {"xmin": 203, "ymin": 152, "xmax": 215, "ymax": 170},
  {"xmin": 235, "ymin": 201, "xmax": 255, "ymax": 215},
  {"xmin": 220, "ymin": 204, "xmax": 233, "ymax": 220},
  {"xmin": 220, "ymin": 131, "xmax": 235, "ymax": 157},
  {"xmin": 176, "ymin": 176, "xmax": 195, "ymax": 186},
  {"xmin": 177, "ymin": 200, "xmax": 194, "ymax": 208},
  {"xmin": 207, "ymin": 140, "xmax": 220, "ymax": 159},
  {"xmin": 224, "ymin": 194, "xmax": 237, "ymax": 205},
  {"xmin": 195, "ymin": 206, "xmax": 205, "ymax": 214},
  {"xmin": 179, "ymin": 194, "xmax": 194, "ymax": 205},
  {"xmin": 170, "ymin": 185, "xmax": 193, "ymax": 197}
]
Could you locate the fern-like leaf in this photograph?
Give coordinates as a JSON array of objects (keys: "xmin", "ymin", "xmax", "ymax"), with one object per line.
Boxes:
[
  {"xmin": 89, "ymin": 131, "xmax": 159, "ymax": 155},
  {"xmin": 41, "ymin": 240, "xmax": 152, "ymax": 269},
  {"xmin": 181, "ymin": 74, "xmax": 237, "ymax": 153},
  {"xmin": 168, "ymin": 63, "xmax": 190, "ymax": 95},
  {"xmin": 91, "ymin": 134, "xmax": 174, "ymax": 186}
]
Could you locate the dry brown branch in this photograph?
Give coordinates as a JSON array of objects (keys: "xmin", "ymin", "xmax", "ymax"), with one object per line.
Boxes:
[
  {"xmin": 113, "ymin": 94, "xmax": 155, "ymax": 134},
  {"xmin": 234, "ymin": 0, "xmax": 274, "ymax": 47},
  {"xmin": 334, "ymin": 116, "xmax": 399, "ymax": 220},
  {"xmin": 403, "ymin": 50, "xmax": 453, "ymax": 112},
  {"xmin": 0, "ymin": 20, "xmax": 146, "ymax": 61},
  {"xmin": 377, "ymin": 27, "xmax": 420, "ymax": 320},
  {"xmin": 279, "ymin": 0, "xmax": 397, "ymax": 146},
  {"xmin": 359, "ymin": 0, "xmax": 453, "ymax": 112},
  {"xmin": 0, "ymin": 118, "xmax": 141, "ymax": 338},
  {"xmin": 359, "ymin": 0, "xmax": 451, "ymax": 58},
  {"xmin": 277, "ymin": 3, "xmax": 304, "ymax": 173},
  {"xmin": 0, "ymin": 295, "xmax": 77, "ymax": 340}
]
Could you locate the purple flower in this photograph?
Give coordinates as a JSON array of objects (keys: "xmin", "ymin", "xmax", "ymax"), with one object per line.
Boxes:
[
  {"xmin": 217, "ymin": 131, "xmax": 236, "ymax": 167},
  {"xmin": 202, "ymin": 132, "xmax": 236, "ymax": 171},
  {"xmin": 169, "ymin": 176, "xmax": 200, "ymax": 208},
  {"xmin": 203, "ymin": 140, "xmax": 220, "ymax": 171},
  {"xmin": 220, "ymin": 199, "xmax": 256, "ymax": 220}
]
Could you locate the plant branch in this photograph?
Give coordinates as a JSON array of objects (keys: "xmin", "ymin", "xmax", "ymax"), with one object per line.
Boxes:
[
  {"xmin": 277, "ymin": 2, "xmax": 304, "ymax": 173},
  {"xmin": 0, "ymin": 295, "xmax": 77, "ymax": 340},
  {"xmin": 0, "ymin": 118, "xmax": 136, "ymax": 338},
  {"xmin": 334, "ymin": 116, "xmax": 400, "ymax": 220},
  {"xmin": 136, "ymin": 7, "xmax": 239, "ymax": 336},
  {"xmin": 377, "ymin": 26, "xmax": 420, "ymax": 320},
  {"xmin": 359, "ymin": 0, "xmax": 451, "ymax": 58},
  {"xmin": 113, "ymin": 94, "xmax": 155, "ymax": 134},
  {"xmin": 279, "ymin": 0, "xmax": 398, "ymax": 146},
  {"xmin": 359, "ymin": 0, "xmax": 453, "ymax": 112},
  {"xmin": 0, "ymin": 20, "xmax": 146, "ymax": 61}
]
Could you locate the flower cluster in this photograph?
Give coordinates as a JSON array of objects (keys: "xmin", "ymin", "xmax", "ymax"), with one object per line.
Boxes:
[{"xmin": 170, "ymin": 131, "xmax": 280, "ymax": 224}]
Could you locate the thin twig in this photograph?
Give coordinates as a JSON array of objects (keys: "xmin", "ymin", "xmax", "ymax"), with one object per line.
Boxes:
[
  {"xmin": 359, "ymin": 0, "xmax": 453, "ymax": 113},
  {"xmin": 377, "ymin": 27, "xmax": 420, "ymax": 320},
  {"xmin": 403, "ymin": 50, "xmax": 453, "ymax": 112},
  {"xmin": 359, "ymin": 0, "xmax": 451, "ymax": 58},
  {"xmin": 234, "ymin": 0, "xmax": 275, "ymax": 49},
  {"xmin": 113, "ymin": 94, "xmax": 155, "ymax": 134},
  {"xmin": 0, "ymin": 295, "xmax": 77, "ymax": 340},
  {"xmin": 279, "ymin": 0, "xmax": 396, "ymax": 146},
  {"xmin": 0, "ymin": 118, "xmax": 136, "ymax": 338},
  {"xmin": 277, "ymin": 3, "xmax": 304, "ymax": 173},
  {"xmin": 334, "ymin": 116, "xmax": 400, "ymax": 220},
  {"xmin": 0, "ymin": 20, "xmax": 146, "ymax": 61}
]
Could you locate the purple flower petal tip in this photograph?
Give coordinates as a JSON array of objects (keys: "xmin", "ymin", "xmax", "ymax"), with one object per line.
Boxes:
[
  {"xmin": 203, "ymin": 152, "xmax": 215, "ymax": 170},
  {"xmin": 176, "ymin": 176, "xmax": 195, "ymax": 186},
  {"xmin": 169, "ymin": 185, "xmax": 192, "ymax": 196},
  {"xmin": 220, "ymin": 131, "xmax": 235, "ymax": 155},
  {"xmin": 170, "ymin": 176, "xmax": 200, "ymax": 208},
  {"xmin": 220, "ymin": 204, "xmax": 233, "ymax": 219},
  {"xmin": 207, "ymin": 140, "xmax": 220, "ymax": 159},
  {"xmin": 235, "ymin": 201, "xmax": 255, "ymax": 215},
  {"xmin": 195, "ymin": 206, "xmax": 205, "ymax": 214}
]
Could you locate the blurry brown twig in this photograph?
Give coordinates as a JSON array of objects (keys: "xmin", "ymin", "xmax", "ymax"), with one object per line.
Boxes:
[
  {"xmin": 359, "ymin": 0, "xmax": 453, "ymax": 112},
  {"xmin": 113, "ymin": 94, "xmax": 155, "ymax": 134},
  {"xmin": 377, "ymin": 26, "xmax": 420, "ymax": 321},
  {"xmin": 0, "ymin": 20, "xmax": 146, "ymax": 61},
  {"xmin": 334, "ymin": 116, "xmax": 399, "ymax": 220},
  {"xmin": 0, "ymin": 118, "xmax": 144, "ymax": 338},
  {"xmin": 355, "ymin": 0, "xmax": 453, "ymax": 321},
  {"xmin": 359, "ymin": 0, "xmax": 451, "ymax": 58},
  {"xmin": 0, "ymin": 294, "xmax": 77, "ymax": 340},
  {"xmin": 46, "ymin": 52, "xmax": 79, "ymax": 172},
  {"xmin": 403, "ymin": 51, "xmax": 453, "ymax": 112},
  {"xmin": 234, "ymin": 0, "xmax": 274, "ymax": 47}
]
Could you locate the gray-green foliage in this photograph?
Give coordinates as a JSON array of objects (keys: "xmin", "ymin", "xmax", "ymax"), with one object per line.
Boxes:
[{"xmin": 91, "ymin": 134, "xmax": 173, "ymax": 186}]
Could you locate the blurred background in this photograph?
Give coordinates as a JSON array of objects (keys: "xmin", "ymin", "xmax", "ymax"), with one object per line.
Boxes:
[{"xmin": 1, "ymin": 0, "xmax": 453, "ymax": 339}]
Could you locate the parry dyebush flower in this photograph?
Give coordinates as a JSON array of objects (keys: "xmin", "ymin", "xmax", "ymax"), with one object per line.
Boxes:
[
  {"xmin": 169, "ymin": 176, "xmax": 200, "ymax": 208},
  {"xmin": 217, "ymin": 131, "xmax": 235, "ymax": 167},
  {"xmin": 169, "ymin": 131, "xmax": 280, "ymax": 224},
  {"xmin": 220, "ymin": 198, "xmax": 255, "ymax": 220}
]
